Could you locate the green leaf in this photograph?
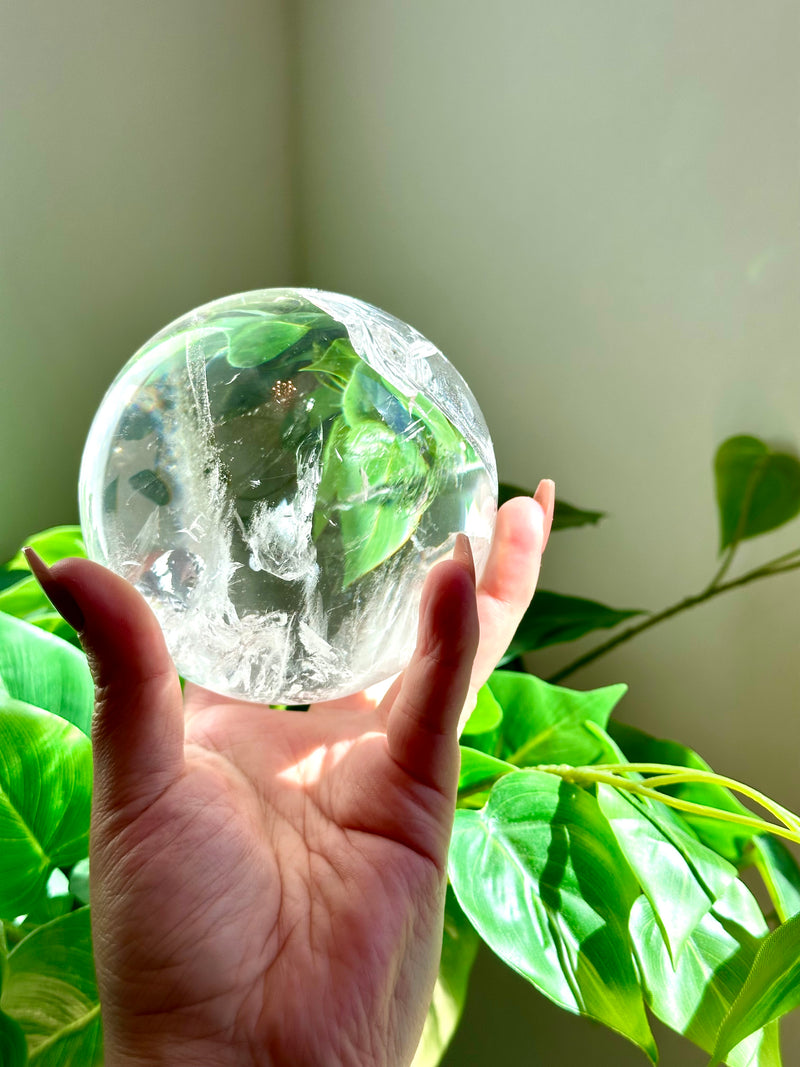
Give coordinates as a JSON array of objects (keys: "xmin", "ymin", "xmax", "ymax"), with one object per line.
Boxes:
[
  {"xmin": 449, "ymin": 770, "xmax": 656, "ymax": 1061},
  {"xmin": 24, "ymin": 869, "xmax": 74, "ymax": 927},
  {"xmin": 0, "ymin": 1009, "xmax": 27, "ymax": 1067},
  {"xmin": 497, "ymin": 485, "xmax": 605, "ymax": 530},
  {"xmin": 68, "ymin": 860, "xmax": 90, "ymax": 907},
  {"xmin": 712, "ymin": 911, "xmax": 800, "ymax": 1064},
  {"xmin": 489, "ymin": 670, "xmax": 628, "ymax": 767},
  {"xmin": 632, "ymin": 879, "xmax": 780, "ymax": 1067},
  {"xmin": 0, "ymin": 579, "xmax": 81, "ymax": 648},
  {"xmin": 0, "ymin": 614, "xmax": 93, "ymax": 736},
  {"xmin": 457, "ymin": 747, "xmax": 517, "ymax": 795},
  {"xmin": 3, "ymin": 527, "xmax": 85, "ymax": 572},
  {"xmin": 0, "ymin": 700, "xmax": 92, "ymax": 921},
  {"xmin": 502, "ymin": 590, "xmax": 644, "ymax": 660},
  {"xmin": 411, "ymin": 888, "xmax": 479, "ymax": 1067},
  {"xmin": 226, "ymin": 318, "xmax": 311, "ymax": 368},
  {"xmin": 751, "ymin": 836, "xmax": 800, "ymax": 923},
  {"xmin": 1, "ymin": 907, "xmax": 102, "ymax": 1065},
  {"xmin": 608, "ymin": 721, "xmax": 754, "ymax": 863},
  {"xmin": 303, "ymin": 336, "xmax": 361, "ymax": 390},
  {"xmin": 714, "ymin": 435, "xmax": 800, "ymax": 552},
  {"xmin": 462, "ymin": 684, "xmax": 503, "ymax": 735},
  {"xmin": 314, "ymin": 416, "xmax": 429, "ymax": 587},
  {"xmin": 597, "ymin": 785, "xmax": 737, "ymax": 964}
]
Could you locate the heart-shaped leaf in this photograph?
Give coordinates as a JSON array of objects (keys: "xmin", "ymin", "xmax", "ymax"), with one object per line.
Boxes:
[
  {"xmin": 714, "ymin": 435, "xmax": 800, "ymax": 552},
  {"xmin": 449, "ymin": 769, "xmax": 656, "ymax": 1061},
  {"xmin": 712, "ymin": 912, "xmax": 800, "ymax": 1065},
  {"xmin": 632, "ymin": 880, "xmax": 779, "ymax": 1066},
  {"xmin": 597, "ymin": 785, "xmax": 736, "ymax": 964},
  {"xmin": 497, "ymin": 485, "xmax": 605, "ymax": 530},
  {"xmin": 411, "ymin": 888, "xmax": 479, "ymax": 1067},
  {"xmin": 0, "ymin": 699, "xmax": 92, "ymax": 921},
  {"xmin": 489, "ymin": 670, "xmax": 628, "ymax": 767},
  {"xmin": 0, "ymin": 614, "xmax": 93, "ymax": 736},
  {"xmin": 1, "ymin": 907, "xmax": 102, "ymax": 1065},
  {"xmin": 751, "ymin": 835, "xmax": 800, "ymax": 923},
  {"xmin": 503, "ymin": 590, "xmax": 644, "ymax": 661}
]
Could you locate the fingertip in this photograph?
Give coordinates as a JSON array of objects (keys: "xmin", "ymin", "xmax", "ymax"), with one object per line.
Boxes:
[{"xmin": 533, "ymin": 478, "xmax": 556, "ymax": 550}]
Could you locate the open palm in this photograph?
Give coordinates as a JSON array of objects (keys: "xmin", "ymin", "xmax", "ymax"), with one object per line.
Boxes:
[{"xmin": 39, "ymin": 490, "xmax": 552, "ymax": 1067}]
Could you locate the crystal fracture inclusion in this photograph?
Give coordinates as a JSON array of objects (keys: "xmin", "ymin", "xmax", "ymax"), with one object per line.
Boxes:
[{"xmin": 80, "ymin": 289, "xmax": 497, "ymax": 704}]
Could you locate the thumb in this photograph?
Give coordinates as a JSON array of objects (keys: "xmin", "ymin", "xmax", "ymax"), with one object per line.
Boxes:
[{"xmin": 26, "ymin": 550, "xmax": 185, "ymax": 819}]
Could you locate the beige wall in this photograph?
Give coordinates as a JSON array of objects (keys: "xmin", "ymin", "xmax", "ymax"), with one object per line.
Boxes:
[
  {"xmin": 293, "ymin": 1, "xmax": 800, "ymax": 1061},
  {"xmin": 0, "ymin": 0, "xmax": 294, "ymax": 557}
]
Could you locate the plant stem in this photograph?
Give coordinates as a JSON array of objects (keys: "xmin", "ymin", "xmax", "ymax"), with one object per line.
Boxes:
[
  {"xmin": 538, "ymin": 764, "xmax": 800, "ymax": 846},
  {"xmin": 590, "ymin": 763, "xmax": 800, "ymax": 833},
  {"xmin": 547, "ymin": 556, "xmax": 800, "ymax": 685}
]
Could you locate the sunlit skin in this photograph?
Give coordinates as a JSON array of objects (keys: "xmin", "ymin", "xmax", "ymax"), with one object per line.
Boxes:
[{"xmin": 39, "ymin": 487, "xmax": 553, "ymax": 1067}]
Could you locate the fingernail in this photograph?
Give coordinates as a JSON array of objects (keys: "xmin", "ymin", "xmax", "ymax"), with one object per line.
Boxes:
[
  {"xmin": 454, "ymin": 532, "xmax": 476, "ymax": 583},
  {"xmin": 23, "ymin": 547, "xmax": 85, "ymax": 632},
  {"xmin": 533, "ymin": 479, "xmax": 556, "ymax": 551}
]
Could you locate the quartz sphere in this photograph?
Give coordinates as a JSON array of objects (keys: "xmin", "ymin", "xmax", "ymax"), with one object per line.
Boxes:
[{"xmin": 79, "ymin": 289, "xmax": 497, "ymax": 704}]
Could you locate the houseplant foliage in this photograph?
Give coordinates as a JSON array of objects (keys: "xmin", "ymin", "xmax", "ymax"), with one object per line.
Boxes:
[{"xmin": 1, "ymin": 434, "xmax": 799, "ymax": 1066}]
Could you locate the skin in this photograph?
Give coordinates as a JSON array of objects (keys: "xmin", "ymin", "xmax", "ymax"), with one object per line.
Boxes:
[{"xmin": 40, "ymin": 486, "xmax": 553, "ymax": 1067}]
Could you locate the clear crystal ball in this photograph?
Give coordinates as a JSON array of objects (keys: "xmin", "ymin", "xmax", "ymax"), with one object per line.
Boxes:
[{"xmin": 79, "ymin": 289, "xmax": 497, "ymax": 704}]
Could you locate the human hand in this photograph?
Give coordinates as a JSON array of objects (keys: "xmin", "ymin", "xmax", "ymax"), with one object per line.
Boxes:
[{"xmin": 28, "ymin": 482, "xmax": 554, "ymax": 1067}]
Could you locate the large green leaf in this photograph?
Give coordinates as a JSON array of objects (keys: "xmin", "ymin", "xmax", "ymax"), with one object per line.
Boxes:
[
  {"xmin": 714, "ymin": 435, "xmax": 800, "ymax": 552},
  {"xmin": 712, "ymin": 912, "xmax": 800, "ymax": 1064},
  {"xmin": 0, "ymin": 700, "xmax": 92, "ymax": 921},
  {"xmin": 449, "ymin": 770, "xmax": 656, "ymax": 1060},
  {"xmin": 0, "ymin": 1009, "xmax": 27, "ymax": 1067},
  {"xmin": 488, "ymin": 670, "xmax": 628, "ymax": 767},
  {"xmin": 0, "ymin": 614, "xmax": 93, "ymax": 736},
  {"xmin": 0, "ymin": 580, "xmax": 81, "ymax": 648},
  {"xmin": 461, "ymin": 684, "xmax": 503, "ymax": 736},
  {"xmin": 3, "ymin": 528, "xmax": 85, "ymax": 572},
  {"xmin": 608, "ymin": 722, "xmax": 754, "ymax": 863},
  {"xmin": 751, "ymin": 836, "xmax": 800, "ymax": 923},
  {"xmin": 502, "ymin": 590, "xmax": 644, "ymax": 661},
  {"xmin": 597, "ymin": 785, "xmax": 736, "ymax": 964},
  {"xmin": 411, "ymin": 888, "xmax": 479, "ymax": 1067},
  {"xmin": 497, "ymin": 485, "xmax": 605, "ymax": 530},
  {"xmin": 631, "ymin": 880, "xmax": 780, "ymax": 1067},
  {"xmin": 1, "ymin": 907, "xmax": 102, "ymax": 1065}
]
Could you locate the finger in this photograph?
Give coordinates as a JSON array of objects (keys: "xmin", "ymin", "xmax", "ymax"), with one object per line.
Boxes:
[
  {"xmin": 385, "ymin": 534, "xmax": 479, "ymax": 793},
  {"xmin": 468, "ymin": 480, "xmax": 555, "ymax": 702},
  {"xmin": 26, "ymin": 551, "xmax": 185, "ymax": 819}
]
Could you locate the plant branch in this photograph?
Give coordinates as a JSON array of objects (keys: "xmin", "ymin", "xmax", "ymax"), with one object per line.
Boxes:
[
  {"xmin": 537, "ymin": 764, "xmax": 800, "ymax": 846},
  {"xmin": 546, "ymin": 556, "xmax": 800, "ymax": 685}
]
